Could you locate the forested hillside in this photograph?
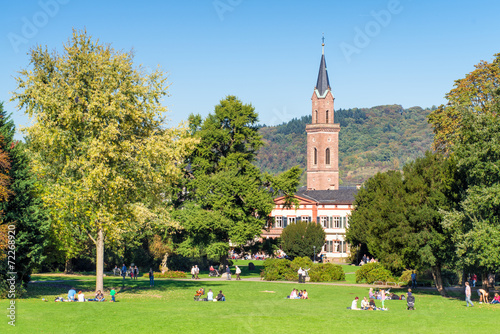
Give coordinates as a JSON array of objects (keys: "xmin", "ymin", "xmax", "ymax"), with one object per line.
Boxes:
[{"xmin": 256, "ymin": 105, "xmax": 434, "ymax": 186}]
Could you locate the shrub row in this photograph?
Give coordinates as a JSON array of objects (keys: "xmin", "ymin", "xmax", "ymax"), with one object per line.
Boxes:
[{"xmin": 261, "ymin": 257, "xmax": 345, "ymax": 282}]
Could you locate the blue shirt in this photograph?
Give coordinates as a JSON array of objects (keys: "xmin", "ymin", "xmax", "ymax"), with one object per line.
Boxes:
[{"xmin": 68, "ymin": 289, "xmax": 76, "ymax": 300}]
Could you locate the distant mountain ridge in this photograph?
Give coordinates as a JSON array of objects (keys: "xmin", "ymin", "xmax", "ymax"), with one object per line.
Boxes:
[{"xmin": 255, "ymin": 104, "xmax": 435, "ymax": 186}]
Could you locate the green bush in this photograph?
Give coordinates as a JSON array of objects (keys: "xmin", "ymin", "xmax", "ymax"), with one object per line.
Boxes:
[
  {"xmin": 262, "ymin": 258, "xmax": 296, "ymax": 281},
  {"xmin": 355, "ymin": 263, "xmax": 394, "ymax": 284},
  {"xmin": 262, "ymin": 257, "xmax": 345, "ymax": 282},
  {"xmin": 309, "ymin": 263, "xmax": 345, "ymax": 282},
  {"xmin": 142, "ymin": 271, "xmax": 186, "ymax": 279}
]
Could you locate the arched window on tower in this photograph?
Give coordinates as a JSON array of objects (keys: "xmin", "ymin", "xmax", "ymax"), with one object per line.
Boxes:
[
  {"xmin": 314, "ymin": 148, "xmax": 318, "ymax": 165},
  {"xmin": 326, "ymin": 148, "xmax": 330, "ymax": 165},
  {"xmin": 326, "ymin": 110, "xmax": 329, "ymax": 124},
  {"xmin": 314, "ymin": 110, "xmax": 318, "ymax": 123}
]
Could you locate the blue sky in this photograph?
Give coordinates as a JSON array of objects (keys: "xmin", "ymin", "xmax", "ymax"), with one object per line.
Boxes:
[{"xmin": 1, "ymin": 0, "xmax": 499, "ymax": 139}]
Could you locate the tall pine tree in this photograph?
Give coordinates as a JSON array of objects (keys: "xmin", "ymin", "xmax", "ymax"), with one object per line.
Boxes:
[{"xmin": 0, "ymin": 102, "xmax": 49, "ymax": 285}]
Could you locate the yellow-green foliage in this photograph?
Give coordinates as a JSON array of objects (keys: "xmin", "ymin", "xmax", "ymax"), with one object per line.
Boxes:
[{"xmin": 12, "ymin": 29, "xmax": 198, "ymax": 244}]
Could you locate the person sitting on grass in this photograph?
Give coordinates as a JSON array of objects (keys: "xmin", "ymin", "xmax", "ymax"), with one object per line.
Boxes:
[
  {"xmin": 207, "ymin": 289, "xmax": 214, "ymax": 301},
  {"xmin": 68, "ymin": 288, "xmax": 77, "ymax": 302},
  {"xmin": 302, "ymin": 290, "xmax": 308, "ymax": 299},
  {"xmin": 361, "ymin": 297, "xmax": 369, "ymax": 310},
  {"xmin": 491, "ymin": 293, "xmax": 500, "ymax": 304},
  {"xmin": 216, "ymin": 290, "xmax": 225, "ymax": 301},
  {"xmin": 89, "ymin": 290, "xmax": 104, "ymax": 302},
  {"xmin": 110, "ymin": 288, "xmax": 116, "ymax": 302},
  {"xmin": 351, "ymin": 297, "xmax": 360, "ymax": 310},
  {"xmin": 96, "ymin": 290, "xmax": 105, "ymax": 302},
  {"xmin": 77, "ymin": 291, "xmax": 85, "ymax": 302},
  {"xmin": 369, "ymin": 298, "xmax": 377, "ymax": 310}
]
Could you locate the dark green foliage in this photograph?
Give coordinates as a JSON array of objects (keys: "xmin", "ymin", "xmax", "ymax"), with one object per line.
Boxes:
[
  {"xmin": 256, "ymin": 105, "xmax": 434, "ymax": 185},
  {"xmin": 347, "ymin": 151, "xmax": 454, "ymax": 294},
  {"xmin": 0, "ymin": 102, "xmax": 49, "ymax": 285},
  {"xmin": 281, "ymin": 221, "xmax": 326, "ymax": 260},
  {"xmin": 355, "ymin": 263, "xmax": 395, "ymax": 284},
  {"xmin": 174, "ymin": 96, "xmax": 301, "ymax": 261},
  {"xmin": 444, "ymin": 103, "xmax": 500, "ymax": 274},
  {"xmin": 347, "ymin": 170, "xmax": 408, "ymax": 271}
]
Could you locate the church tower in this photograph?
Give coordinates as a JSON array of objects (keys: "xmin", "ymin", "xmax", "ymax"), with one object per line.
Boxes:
[{"xmin": 306, "ymin": 39, "xmax": 340, "ymax": 190}]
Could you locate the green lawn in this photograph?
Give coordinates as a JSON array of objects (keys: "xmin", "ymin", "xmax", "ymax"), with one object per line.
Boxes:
[{"xmin": 2, "ymin": 272, "xmax": 498, "ymax": 333}]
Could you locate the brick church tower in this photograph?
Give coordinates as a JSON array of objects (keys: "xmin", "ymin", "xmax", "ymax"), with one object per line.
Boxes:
[{"xmin": 306, "ymin": 40, "xmax": 340, "ymax": 190}]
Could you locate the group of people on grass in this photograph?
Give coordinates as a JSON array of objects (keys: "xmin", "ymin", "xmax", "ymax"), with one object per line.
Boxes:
[
  {"xmin": 287, "ymin": 288, "xmax": 308, "ymax": 299},
  {"xmin": 59, "ymin": 288, "xmax": 116, "ymax": 302},
  {"xmin": 350, "ymin": 288, "xmax": 416, "ymax": 311},
  {"xmin": 465, "ymin": 282, "xmax": 500, "ymax": 307},
  {"xmin": 194, "ymin": 288, "xmax": 226, "ymax": 302},
  {"xmin": 118, "ymin": 264, "xmax": 139, "ymax": 280}
]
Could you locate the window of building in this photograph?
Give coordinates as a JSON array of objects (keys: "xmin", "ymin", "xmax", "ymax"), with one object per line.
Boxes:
[
  {"xmin": 325, "ymin": 240, "xmax": 333, "ymax": 253},
  {"xmin": 326, "ymin": 110, "xmax": 329, "ymax": 123},
  {"xmin": 275, "ymin": 216, "xmax": 282, "ymax": 228},
  {"xmin": 288, "ymin": 217, "xmax": 296, "ymax": 224},
  {"xmin": 334, "ymin": 216, "xmax": 341, "ymax": 228},
  {"xmin": 320, "ymin": 216, "xmax": 329, "ymax": 228},
  {"xmin": 326, "ymin": 148, "xmax": 330, "ymax": 165},
  {"xmin": 315, "ymin": 110, "xmax": 318, "ymax": 123},
  {"xmin": 314, "ymin": 148, "xmax": 317, "ymax": 165},
  {"xmin": 302, "ymin": 216, "xmax": 311, "ymax": 223}
]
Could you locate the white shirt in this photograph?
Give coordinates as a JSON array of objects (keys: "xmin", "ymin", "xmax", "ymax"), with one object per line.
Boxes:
[
  {"xmin": 207, "ymin": 291, "xmax": 213, "ymax": 301},
  {"xmin": 78, "ymin": 293, "xmax": 85, "ymax": 302},
  {"xmin": 351, "ymin": 299, "xmax": 358, "ymax": 310}
]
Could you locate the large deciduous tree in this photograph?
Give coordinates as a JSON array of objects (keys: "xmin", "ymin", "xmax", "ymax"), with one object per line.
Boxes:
[
  {"xmin": 443, "ymin": 101, "xmax": 500, "ymax": 288},
  {"xmin": 280, "ymin": 220, "xmax": 326, "ymax": 260},
  {"xmin": 173, "ymin": 96, "xmax": 301, "ymax": 262},
  {"xmin": 12, "ymin": 30, "xmax": 197, "ymax": 291},
  {"xmin": 347, "ymin": 152, "xmax": 454, "ymax": 295},
  {"xmin": 428, "ymin": 53, "xmax": 500, "ymax": 153}
]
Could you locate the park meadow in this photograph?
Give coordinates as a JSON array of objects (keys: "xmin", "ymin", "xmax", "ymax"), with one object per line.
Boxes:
[{"xmin": 2, "ymin": 261, "xmax": 498, "ymax": 333}]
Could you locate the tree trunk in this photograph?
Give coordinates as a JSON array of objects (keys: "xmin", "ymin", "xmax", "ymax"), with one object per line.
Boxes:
[
  {"xmin": 482, "ymin": 271, "xmax": 489, "ymax": 290},
  {"xmin": 460, "ymin": 268, "xmax": 466, "ymax": 286},
  {"xmin": 431, "ymin": 265, "xmax": 447, "ymax": 297},
  {"xmin": 64, "ymin": 258, "xmax": 73, "ymax": 274},
  {"xmin": 96, "ymin": 228, "xmax": 104, "ymax": 293}
]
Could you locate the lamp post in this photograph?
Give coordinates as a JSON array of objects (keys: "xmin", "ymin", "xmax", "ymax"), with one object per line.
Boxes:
[{"xmin": 313, "ymin": 246, "xmax": 316, "ymax": 263}]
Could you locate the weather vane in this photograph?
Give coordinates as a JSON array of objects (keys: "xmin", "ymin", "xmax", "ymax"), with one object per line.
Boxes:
[{"xmin": 322, "ymin": 33, "xmax": 325, "ymax": 45}]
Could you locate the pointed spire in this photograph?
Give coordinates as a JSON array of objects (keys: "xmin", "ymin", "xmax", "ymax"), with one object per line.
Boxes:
[{"xmin": 316, "ymin": 35, "xmax": 330, "ymax": 97}]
